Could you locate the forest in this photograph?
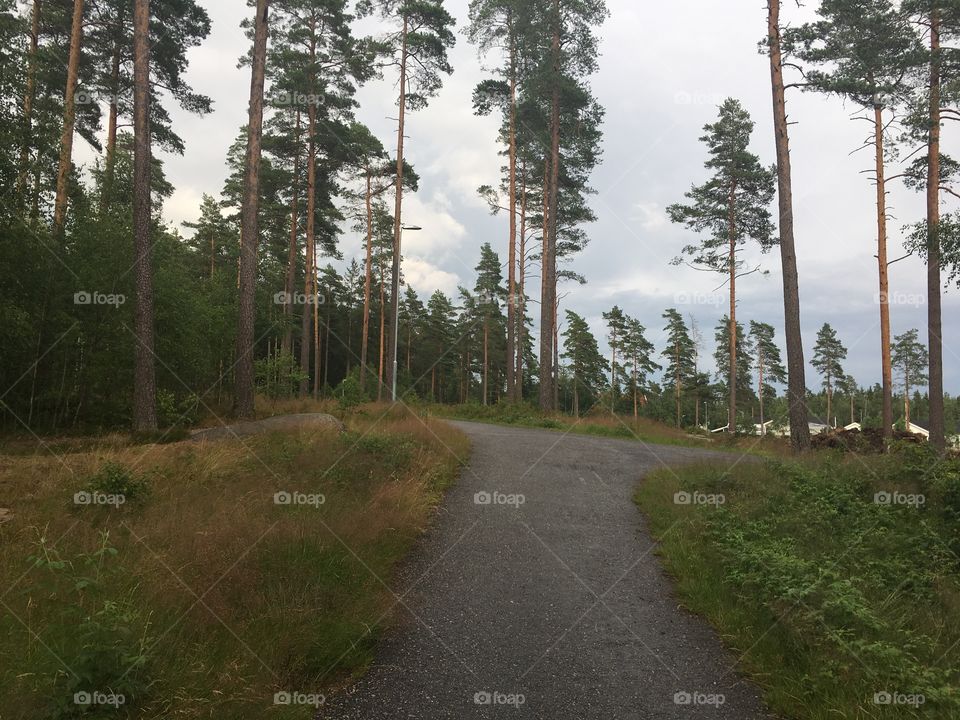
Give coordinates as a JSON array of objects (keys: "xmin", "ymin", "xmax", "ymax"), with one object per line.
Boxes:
[{"xmin": 1, "ymin": 0, "xmax": 959, "ymax": 448}]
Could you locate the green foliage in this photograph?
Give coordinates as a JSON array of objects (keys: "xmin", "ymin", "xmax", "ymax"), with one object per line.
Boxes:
[
  {"xmin": 638, "ymin": 454, "xmax": 960, "ymax": 718},
  {"xmin": 26, "ymin": 533, "xmax": 153, "ymax": 718},
  {"xmin": 335, "ymin": 369, "xmax": 368, "ymax": 410},
  {"xmin": 255, "ymin": 351, "xmax": 308, "ymax": 400},
  {"xmin": 83, "ymin": 462, "xmax": 149, "ymax": 503}
]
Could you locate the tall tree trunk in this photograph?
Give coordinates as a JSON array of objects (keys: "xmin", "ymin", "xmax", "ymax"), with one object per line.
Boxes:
[
  {"xmin": 610, "ymin": 331, "xmax": 617, "ymax": 413},
  {"xmin": 387, "ymin": 15, "xmax": 409, "ymax": 400},
  {"xmin": 540, "ymin": 2, "xmax": 561, "ymax": 412},
  {"xmin": 17, "ymin": 0, "xmax": 42, "ymax": 207},
  {"xmin": 313, "ymin": 234, "xmax": 321, "ymax": 399},
  {"xmin": 728, "ymin": 187, "xmax": 738, "ymax": 433},
  {"xmin": 378, "ymin": 267, "xmax": 386, "ymax": 402},
  {"xmin": 100, "ymin": 7, "xmax": 125, "ymax": 214},
  {"xmin": 52, "ymin": 0, "xmax": 85, "ymax": 239},
  {"xmin": 553, "ymin": 299, "xmax": 560, "ymax": 410},
  {"xmin": 282, "ymin": 110, "xmax": 301, "ymax": 356},
  {"xmin": 758, "ymin": 351, "xmax": 765, "ymax": 434},
  {"xmin": 516, "ymin": 168, "xmax": 527, "ymax": 398},
  {"xmin": 826, "ymin": 375, "xmax": 833, "ymax": 428},
  {"xmin": 299, "ymin": 101, "xmax": 318, "ymax": 397},
  {"xmin": 506, "ymin": 20, "xmax": 517, "ymax": 401},
  {"xmin": 360, "ymin": 169, "xmax": 374, "ymax": 390},
  {"xmin": 904, "ymin": 370, "xmax": 911, "ymax": 428},
  {"xmin": 874, "ymin": 104, "xmax": 894, "ymax": 440},
  {"xmin": 675, "ymin": 344, "xmax": 681, "ymax": 428},
  {"xmin": 768, "ymin": 0, "xmax": 810, "ymax": 451},
  {"xmin": 483, "ymin": 319, "xmax": 489, "ymax": 405},
  {"xmin": 927, "ymin": 10, "xmax": 945, "ymax": 452},
  {"xmin": 234, "ymin": 0, "xmax": 269, "ymax": 419},
  {"xmin": 131, "ymin": 0, "xmax": 156, "ymax": 432}
]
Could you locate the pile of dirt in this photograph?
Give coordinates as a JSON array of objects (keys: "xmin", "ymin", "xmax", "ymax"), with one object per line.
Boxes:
[{"xmin": 811, "ymin": 427, "xmax": 925, "ymax": 454}]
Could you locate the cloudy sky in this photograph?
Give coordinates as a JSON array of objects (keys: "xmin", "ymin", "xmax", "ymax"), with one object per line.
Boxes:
[{"xmin": 79, "ymin": 0, "xmax": 960, "ymax": 394}]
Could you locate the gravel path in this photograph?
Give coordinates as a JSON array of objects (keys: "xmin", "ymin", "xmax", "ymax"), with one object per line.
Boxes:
[{"xmin": 321, "ymin": 421, "xmax": 771, "ymax": 719}]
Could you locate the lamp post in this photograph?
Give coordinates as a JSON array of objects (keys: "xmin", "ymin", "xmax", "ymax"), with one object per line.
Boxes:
[{"xmin": 391, "ymin": 224, "xmax": 422, "ymax": 402}]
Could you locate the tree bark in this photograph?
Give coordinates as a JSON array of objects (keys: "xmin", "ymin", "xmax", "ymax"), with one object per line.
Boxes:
[
  {"xmin": 131, "ymin": 0, "xmax": 156, "ymax": 432},
  {"xmin": 768, "ymin": 0, "xmax": 811, "ymax": 451},
  {"xmin": 506, "ymin": 19, "xmax": 517, "ymax": 401},
  {"xmin": 360, "ymin": 168, "xmax": 374, "ymax": 390},
  {"xmin": 516, "ymin": 167, "xmax": 527, "ymax": 399},
  {"xmin": 758, "ymin": 350, "xmax": 765, "ymax": 434},
  {"xmin": 282, "ymin": 110, "xmax": 301, "ymax": 356},
  {"xmin": 875, "ymin": 104, "xmax": 894, "ymax": 440},
  {"xmin": 539, "ymin": 1, "xmax": 561, "ymax": 412},
  {"xmin": 300, "ymin": 51, "xmax": 318, "ymax": 397},
  {"xmin": 927, "ymin": 10, "xmax": 945, "ymax": 452},
  {"xmin": 234, "ymin": 0, "xmax": 270, "ymax": 419},
  {"xmin": 16, "ymin": 0, "xmax": 42, "ymax": 207},
  {"xmin": 728, "ymin": 186, "xmax": 738, "ymax": 433},
  {"xmin": 101, "ymin": 7, "xmax": 125, "ymax": 213},
  {"xmin": 387, "ymin": 15, "xmax": 409, "ymax": 400},
  {"xmin": 52, "ymin": 0, "xmax": 85, "ymax": 239}
]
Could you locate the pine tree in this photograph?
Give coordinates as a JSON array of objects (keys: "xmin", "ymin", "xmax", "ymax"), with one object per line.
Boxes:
[
  {"xmin": 131, "ymin": 0, "xmax": 156, "ymax": 433},
  {"xmin": 791, "ymin": 0, "xmax": 923, "ymax": 440},
  {"xmin": 812, "ymin": 323, "xmax": 847, "ymax": 428},
  {"xmin": 900, "ymin": 0, "xmax": 960, "ymax": 451},
  {"xmin": 379, "ymin": 0, "xmax": 456, "ymax": 398},
  {"xmin": 749, "ymin": 321, "xmax": 786, "ymax": 434},
  {"xmin": 668, "ymin": 99, "xmax": 775, "ymax": 433},
  {"xmin": 765, "ymin": 0, "xmax": 811, "ymax": 451},
  {"xmin": 602, "ymin": 305, "xmax": 627, "ymax": 411},
  {"xmin": 622, "ymin": 316, "xmax": 659, "ymax": 421},
  {"xmin": 234, "ymin": 0, "xmax": 270, "ymax": 418},
  {"xmin": 892, "ymin": 328, "xmax": 929, "ymax": 428},
  {"xmin": 472, "ymin": 242, "xmax": 507, "ymax": 404},
  {"xmin": 561, "ymin": 310, "xmax": 608, "ymax": 417},
  {"xmin": 714, "ymin": 316, "xmax": 754, "ymax": 429},
  {"xmin": 661, "ymin": 309, "xmax": 696, "ymax": 428}
]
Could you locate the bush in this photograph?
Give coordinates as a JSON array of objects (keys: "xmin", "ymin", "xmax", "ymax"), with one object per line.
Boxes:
[{"xmin": 83, "ymin": 462, "xmax": 149, "ymax": 503}]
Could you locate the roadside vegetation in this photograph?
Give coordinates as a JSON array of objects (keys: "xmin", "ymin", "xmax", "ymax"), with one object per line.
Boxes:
[
  {"xmin": 430, "ymin": 401, "xmax": 797, "ymax": 456},
  {"xmin": 636, "ymin": 444, "xmax": 960, "ymax": 719},
  {"xmin": 0, "ymin": 404, "xmax": 467, "ymax": 719}
]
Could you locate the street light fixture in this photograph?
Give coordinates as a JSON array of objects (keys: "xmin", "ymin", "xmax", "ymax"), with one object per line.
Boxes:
[{"xmin": 391, "ymin": 224, "xmax": 422, "ymax": 401}]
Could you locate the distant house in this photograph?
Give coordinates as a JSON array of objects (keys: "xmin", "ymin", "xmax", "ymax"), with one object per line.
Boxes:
[
  {"xmin": 770, "ymin": 416, "xmax": 830, "ymax": 437},
  {"xmin": 844, "ymin": 422, "xmax": 862, "ymax": 431}
]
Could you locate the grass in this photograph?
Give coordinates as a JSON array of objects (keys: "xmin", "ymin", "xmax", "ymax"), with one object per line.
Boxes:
[
  {"xmin": 635, "ymin": 444, "xmax": 960, "ymax": 719},
  {"xmin": 428, "ymin": 401, "xmax": 793, "ymax": 455},
  {"xmin": 0, "ymin": 401, "xmax": 468, "ymax": 719}
]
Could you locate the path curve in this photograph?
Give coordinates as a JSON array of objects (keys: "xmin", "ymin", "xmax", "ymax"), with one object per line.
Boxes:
[{"xmin": 321, "ymin": 421, "xmax": 771, "ymax": 719}]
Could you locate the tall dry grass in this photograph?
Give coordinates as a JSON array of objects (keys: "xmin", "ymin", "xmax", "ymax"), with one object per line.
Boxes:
[{"xmin": 0, "ymin": 402, "xmax": 467, "ymax": 719}]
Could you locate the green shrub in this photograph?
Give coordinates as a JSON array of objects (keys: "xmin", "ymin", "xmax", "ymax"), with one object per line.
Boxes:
[{"xmin": 82, "ymin": 462, "xmax": 149, "ymax": 503}]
